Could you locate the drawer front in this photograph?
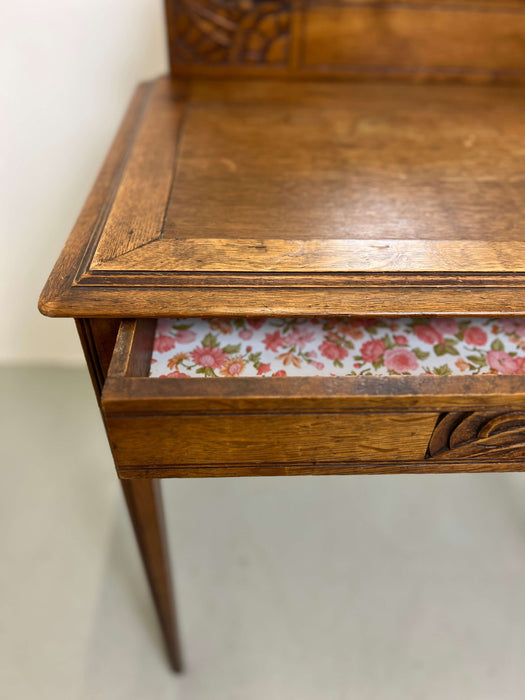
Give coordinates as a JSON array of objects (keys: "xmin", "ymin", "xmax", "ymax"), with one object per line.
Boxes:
[
  {"xmin": 105, "ymin": 412, "xmax": 438, "ymax": 470},
  {"xmin": 101, "ymin": 320, "xmax": 525, "ymax": 478}
]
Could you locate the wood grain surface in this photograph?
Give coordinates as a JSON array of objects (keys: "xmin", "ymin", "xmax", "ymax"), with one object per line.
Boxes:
[
  {"xmin": 117, "ymin": 461, "xmax": 525, "ymax": 479},
  {"xmin": 96, "ymin": 239, "xmax": 525, "ymax": 273},
  {"xmin": 121, "ymin": 479, "xmax": 183, "ymax": 671},
  {"xmin": 76, "ymin": 318, "xmax": 183, "ymax": 670},
  {"xmin": 165, "ymin": 0, "xmax": 525, "ymax": 82},
  {"xmin": 163, "ymin": 90, "xmax": 525, "ymax": 243},
  {"xmin": 303, "ymin": 2, "xmax": 525, "ymax": 77},
  {"xmin": 40, "ymin": 77, "xmax": 525, "ymax": 317},
  {"xmin": 101, "ymin": 319, "xmax": 525, "ymax": 477},
  {"xmin": 38, "ymin": 2, "xmax": 525, "ymax": 673},
  {"xmin": 106, "ymin": 412, "xmax": 438, "ymax": 468},
  {"xmin": 92, "ymin": 80, "xmax": 186, "ymax": 264}
]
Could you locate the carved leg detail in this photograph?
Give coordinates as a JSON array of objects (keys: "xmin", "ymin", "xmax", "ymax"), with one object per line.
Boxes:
[{"xmin": 121, "ymin": 478, "xmax": 183, "ymax": 672}]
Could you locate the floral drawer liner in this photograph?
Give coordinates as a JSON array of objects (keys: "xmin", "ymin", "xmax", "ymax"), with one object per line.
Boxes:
[{"xmin": 149, "ymin": 317, "xmax": 525, "ymax": 378}]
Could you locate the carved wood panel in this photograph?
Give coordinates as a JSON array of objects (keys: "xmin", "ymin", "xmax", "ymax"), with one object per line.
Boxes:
[
  {"xmin": 427, "ymin": 411, "xmax": 525, "ymax": 461},
  {"xmin": 166, "ymin": 0, "xmax": 292, "ymax": 66},
  {"xmin": 165, "ymin": 0, "xmax": 525, "ymax": 80}
]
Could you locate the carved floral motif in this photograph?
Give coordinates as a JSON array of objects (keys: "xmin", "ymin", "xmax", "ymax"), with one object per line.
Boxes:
[
  {"xmin": 170, "ymin": 0, "xmax": 291, "ymax": 66},
  {"xmin": 427, "ymin": 411, "xmax": 525, "ymax": 461}
]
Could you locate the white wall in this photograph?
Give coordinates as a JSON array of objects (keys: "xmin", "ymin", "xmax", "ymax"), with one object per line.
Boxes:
[{"xmin": 2, "ymin": 1, "xmax": 168, "ymax": 364}]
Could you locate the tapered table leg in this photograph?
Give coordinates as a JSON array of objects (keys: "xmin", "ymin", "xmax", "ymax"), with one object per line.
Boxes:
[
  {"xmin": 121, "ymin": 478, "xmax": 183, "ymax": 672},
  {"xmin": 76, "ymin": 319, "xmax": 183, "ymax": 669}
]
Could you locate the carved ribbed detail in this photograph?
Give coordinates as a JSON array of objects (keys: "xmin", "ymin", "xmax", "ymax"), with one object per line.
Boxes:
[
  {"xmin": 170, "ymin": 0, "xmax": 291, "ymax": 66},
  {"xmin": 427, "ymin": 411, "xmax": 525, "ymax": 460}
]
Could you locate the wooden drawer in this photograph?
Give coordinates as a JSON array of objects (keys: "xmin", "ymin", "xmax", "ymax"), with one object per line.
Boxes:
[{"xmin": 101, "ymin": 320, "xmax": 525, "ymax": 478}]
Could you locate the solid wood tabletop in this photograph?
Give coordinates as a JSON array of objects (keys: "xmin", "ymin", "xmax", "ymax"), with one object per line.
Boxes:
[{"xmin": 40, "ymin": 76, "xmax": 525, "ymax": 317}]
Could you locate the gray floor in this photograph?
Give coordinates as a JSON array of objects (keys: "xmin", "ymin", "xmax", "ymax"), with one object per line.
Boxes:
[{"xmin": 2, "ymin": 366, "xmax": 525, "ymax": 699}]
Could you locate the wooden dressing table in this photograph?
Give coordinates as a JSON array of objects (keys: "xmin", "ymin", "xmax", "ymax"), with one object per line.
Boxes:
[{"xmin": 40, "ymin": 0, "xmax": 525, "ymax": 671}]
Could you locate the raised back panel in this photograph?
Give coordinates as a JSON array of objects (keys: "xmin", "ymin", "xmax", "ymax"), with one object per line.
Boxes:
[{"xmin": 165, "ymin": 0, "xmax": 525, "ymax": 81}]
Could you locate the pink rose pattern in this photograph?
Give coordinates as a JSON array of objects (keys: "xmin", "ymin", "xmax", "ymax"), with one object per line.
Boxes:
[{"xmin": 150, "ymin": 317, "xmax": 525, "ymax": 378}]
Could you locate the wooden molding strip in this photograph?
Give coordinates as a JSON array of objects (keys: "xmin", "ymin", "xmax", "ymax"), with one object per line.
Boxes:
[
  {"xmin": 93, "ymin": 238, "xmax": 525, "ymax": 273},
  {"xmin": 92, "ymin": 80, "xmax": 186, "ymax": 265}
]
